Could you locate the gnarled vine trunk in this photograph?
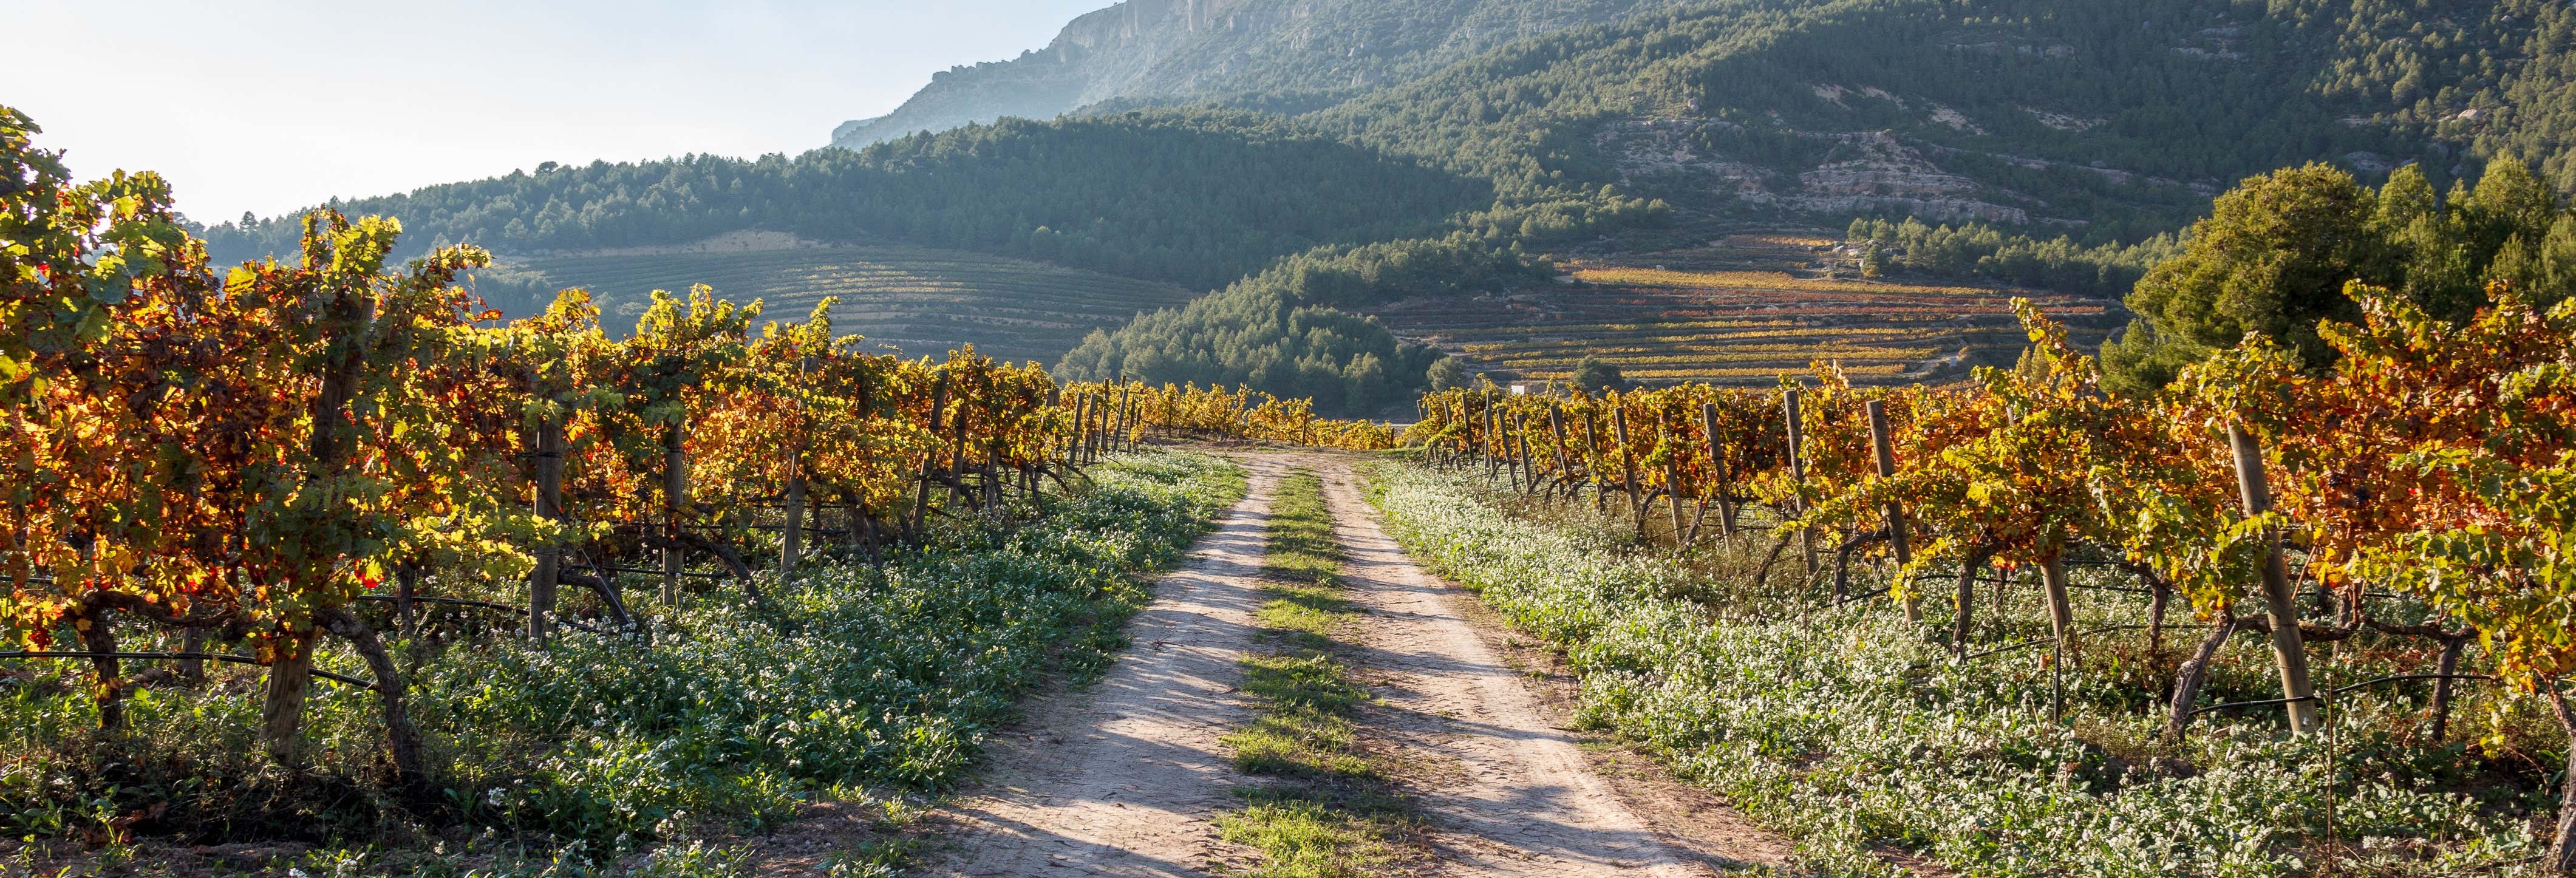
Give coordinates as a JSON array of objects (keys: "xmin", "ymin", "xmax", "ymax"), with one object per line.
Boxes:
[
  {"xmin": 75, "ymin": 603, "xmax": 124, "ymax": 731},
  {"xmin": 261, "ymin": 626, "xmax": 318, "ymax": 764},
  {"xmin": 318, "ymin": 607, "xmax": 426, "ymax": 786},
  {"xmin": 2544, "ymin": 681, "xmax": 2576, "ymax": 873}
]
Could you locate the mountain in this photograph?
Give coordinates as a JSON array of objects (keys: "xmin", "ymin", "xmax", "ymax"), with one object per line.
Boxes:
[
  {"xmin": 844, "ymin": 0, "xmax": 2576, "ymax": 243},
  {"xmin": 830, "ymin": 0, "xmax": 1700, "ymax": 149},
  {"xmin": 201, "ymin": 0, "xmax": 2576, "ymax": 413}
]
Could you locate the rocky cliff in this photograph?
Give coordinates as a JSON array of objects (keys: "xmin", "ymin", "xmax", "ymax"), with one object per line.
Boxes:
[{"xmin": 831, "ymin": 0, "xmax": 1692, "ymax": 149}]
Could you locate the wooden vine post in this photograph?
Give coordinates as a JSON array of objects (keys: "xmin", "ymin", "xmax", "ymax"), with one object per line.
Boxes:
[
  {"xmin": 1065, "ymin": 394, "xmax": 1085, "ymax": 465},
  {"xmin": 1516, "ymin": 415, "xmax": 1539, "ymax": 495},
  {"xmin": 1866, "ymin": 401, "xmax": 1918, "ymax": 620},
  {"xmin": 1783, "ymin": 389, "xmax": 1817, "ymax": 575},
  {"xmin": 1115, "ymin": 386, "xmax": 1133, "ymax": 452},
  {"xmin": 1610, "ymin": 407, "xmax": 1645, "ymax": 528},
  {"xmin": 662, "ymin": 423, "xmax": 687, "ymax": 604},
  {"xmin": 528, "ymin": 409, "xmax": 565, "ymax": 642},
  {"xmin": 1549, "ymin": 406, "xmax": 1575, "ymax": 497},
  {"xmin": 1583, "ymin": 411, "xmax": 1609, "ymax": 513},
  {"xmin": 911, "ymin": 372, "xmax": 950, "ymax": 536},
  {"xmin": 1463, "ymin": 397, "xmax": 1477, "ymax": 472},
  {"xmin": 2040, "ymin": 558, "xmax": 2076, "ymax": 664},
  {"xmin": 779, "ymin": 459, "xmax": 806, "ymax": 582},
  {"xmin": 1702, "ymin": 402, "xmax": 1736, "ymax": 542},
  {"xmin": 1088, "ymin": 390, "xmax": 1107, "ymax": 461},
  {"xmin": 1484, "ymin": 402, "xmax": 1502, "ymax": 481},
  {"xmin": 2228, "ymin": 422, "xmax": 2321, "ymax": 736},
  {"xmin": 1661, "ymin": 415, "xmax": 1688, "ymax": 545}
]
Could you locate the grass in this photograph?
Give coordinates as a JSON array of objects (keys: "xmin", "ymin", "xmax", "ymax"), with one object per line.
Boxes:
[
  {"xmin": 0, "ymin": 451, "xmax": 1245, "ymax": 874},
  {"xmin": 1215, "ymin": 469, "xmax": 1419, "ymax": 878},
  {"xmin": 1366, "ymin": 461, "xmax": 2554, "ymax": 877},
  {"xmin": 474, "ymin": 244, "xmax": 1197, "ymax": 364}
]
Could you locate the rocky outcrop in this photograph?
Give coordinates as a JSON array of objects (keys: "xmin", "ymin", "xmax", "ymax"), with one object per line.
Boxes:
[
  {"xmin": 831, "ymin": 0, "xmax": 1697, "ymax": 149},
  {"xmin": 1596, "ymin": 120, "xmax": 2044, "ymax": 224}
]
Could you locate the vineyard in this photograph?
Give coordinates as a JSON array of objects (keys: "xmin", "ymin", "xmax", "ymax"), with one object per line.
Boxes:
[
  {"xmin": 471, "ymin": 243, "xmax": 1199, "ymax": 365},
  {"xmin": 0, "ymin": 117, "xmax": 1397, "ymax": 866},
  {"xmin": 1398, "ymin": 287, "xmax": 2576, "ymax": 872},
  {"xmin": 1374, "ymin": 236, "xmax": 2116, "ymax": 385}
]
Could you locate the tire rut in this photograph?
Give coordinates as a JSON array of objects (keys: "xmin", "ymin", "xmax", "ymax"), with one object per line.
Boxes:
[
  {"xmin": 922, "ymin": 457, "xmax": 1287, "ymax": 877},
  {"xmin": 1308, "ymin": 461, "xmax": 1709, "ymax": 878}
]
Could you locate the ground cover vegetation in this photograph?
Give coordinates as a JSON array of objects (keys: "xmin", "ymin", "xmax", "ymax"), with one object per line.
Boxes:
[
  {"xmin": 1216, "ymin": 468, "xmax": 1419, "ymax": 877},
  {"xmin": 1388, "ymin": 272, "xmax": 2576, "ymax": 870},
  {"xmin": 0, "ymin": 107, "xmax": 1402, "ymax": 867}
]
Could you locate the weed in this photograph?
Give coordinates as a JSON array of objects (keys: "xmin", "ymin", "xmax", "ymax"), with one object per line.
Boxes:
[
  {"xmin": 1369, "ymin": 462, "xmax": 2544, "ymax": 876},
  {"xmin": 1215, "ymin": 469, "xmax": 1417, "ymax": 877}
]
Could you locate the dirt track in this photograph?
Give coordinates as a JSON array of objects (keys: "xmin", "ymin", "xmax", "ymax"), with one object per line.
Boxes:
[
  {"xmin": 922, "ymin": 452, "xmax": 1787, "ymax": 876},
  {"xmin": 1308, "ymin": 462, "xmax": 1714, "ymax": 876},
  {"xmin": 922, "ymin": 457, "xmax": 1285, "ymax": 877}
]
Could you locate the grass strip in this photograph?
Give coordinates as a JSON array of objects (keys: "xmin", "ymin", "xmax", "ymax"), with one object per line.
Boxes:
[{"xmin": 1215, "ymin": 468, "xmax": 1417, "ymax": 878}]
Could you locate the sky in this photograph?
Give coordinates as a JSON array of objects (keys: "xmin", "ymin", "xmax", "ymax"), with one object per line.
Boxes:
[{"xmin": 5, "ymin": 0, "xmax": 1109, "ymax": 223}]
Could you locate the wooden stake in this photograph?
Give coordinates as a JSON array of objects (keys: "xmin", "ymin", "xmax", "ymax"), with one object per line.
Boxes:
[
  {"xmin": 530, "ymin": 413, "xmax": 564, "ymax": 642},
  {"xmin": 1663, "ymin": 448, "xmax": 1688, "ymax": 545},
  {"xmin": 1701, "ymin": 402, "xmax": 1736, "ymax": 542},
  {"xmin": 1549, "ymin": 406, "xmax": 1574, "ymax": 497},
  {"xmin": 2229, "ymin": 422, "xmax": 2320, "ymax": 736},
  {"xmin": 1612, "ymin": 408, "xmax": 1644, "ymax": 531},
  {"xmin": 662, "ymin": 423, "xmax": 687, "ymax": 605},
  {"xmin": 2041, "ymin": 556, "xmax": 2076, "ymax": 661},
  {"xmin": 1867, "ymin": 400, "xmax": 1918, "ymax": 621},
  {"xmin": 779, "ymin": 461, "xmax": 805, "ymax": 582},
  {"xmin": 1584, "ymin": 411, "xmax": 1609, "ymax": 513},
  {"xmin": 911, "ymin": 373, "xmax": 950, "ymax": 536},
  {"xmin": 1784, "ymin": 389, "xmax": 1816, "ymax": 576}
]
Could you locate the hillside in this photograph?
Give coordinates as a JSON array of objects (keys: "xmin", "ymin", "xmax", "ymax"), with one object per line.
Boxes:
[
  {"xmin": 205, "ymin": 113, "xmax": 1492, "ymax": 291},
  {"xmin": 1373, "ymin": 234, "xmax": 2117, "ymax": 386},
  {"xmin": 850, "ymin": 0, "xmax": 2576, "ymax": 242},
  {"xmin": 474, "ymin": 238, "xmax": 1197, "ymax": 364},
  {"xmin": 830, "ymin": 0, "xmax": 1702, "ymax": 148}
]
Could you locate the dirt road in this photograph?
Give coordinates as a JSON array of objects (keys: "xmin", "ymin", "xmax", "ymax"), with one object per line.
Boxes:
[
  {"xmin": 1309, "ymin": 462, "xmax": 1708, "ymax": 877},
  {"xmin": 924, "ymin": 452, "xmax": 1776, "ymax": 876},
  {"xmin": 924, "ymin": 457, "xmax": 1284, "ymax": 877}
]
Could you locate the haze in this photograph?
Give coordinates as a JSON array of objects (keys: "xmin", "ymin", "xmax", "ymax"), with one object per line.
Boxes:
[{"xmin": 4, "ymin": 0, "xmax": 1107, "ymax": 223}]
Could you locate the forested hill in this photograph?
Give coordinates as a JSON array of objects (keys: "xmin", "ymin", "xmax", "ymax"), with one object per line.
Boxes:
[
  {"xmin": 1334, "ymin": 0, "xmax": 2576, "ymax": 240},
  {"xmin": 843, "ymin": 0, "xmax": 2576, "ymax": 241},
  {"xmin": 830, "ymin": 0, "xmax": 1702, "ymax": 149},
  {"xmin": 202, "ymin": 113, "xmax": 1492, "ymax": 291}
]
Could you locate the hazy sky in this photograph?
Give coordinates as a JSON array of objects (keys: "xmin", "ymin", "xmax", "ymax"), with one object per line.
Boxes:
[{"xmin": 6, "ymin": 0, "xmax": 1109, "ymax": 223}]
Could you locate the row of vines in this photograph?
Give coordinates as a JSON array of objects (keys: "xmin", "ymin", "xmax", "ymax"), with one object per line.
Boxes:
[
  {"xmin": 1410, "ymin": 287, "xmax": 2576, "ymax": 866},
  {"xmin": 0, "ymin": 107, "xmax": 1387, "ymax": 802}
]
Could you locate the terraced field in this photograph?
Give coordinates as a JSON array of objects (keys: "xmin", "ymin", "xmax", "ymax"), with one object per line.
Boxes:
[
  {"xmin": 481, "ymin": 244, "xmax": 1198, "ymax": 364},
  {"xmin": 1374, "ymin": 237, "xmax": 2120, "ymax": 386}
]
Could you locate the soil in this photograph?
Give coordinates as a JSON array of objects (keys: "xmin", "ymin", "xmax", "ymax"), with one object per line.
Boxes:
[
  {"xmin": 893, "ymin": 451, "xmax": 1801, "ymax": 876},
  {"xmin": 1307, "ymin": 458, "xmax": 1791, "ymax": 876},
  {"xmin": 909, "ymin": 456, "xmax": 1289, "ymax": 877}
]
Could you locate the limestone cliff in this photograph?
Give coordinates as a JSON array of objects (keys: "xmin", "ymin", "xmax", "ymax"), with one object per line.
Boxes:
[{"xmin": 831, "ymin": 0, "xmax": 1689, "ymax": 149}]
